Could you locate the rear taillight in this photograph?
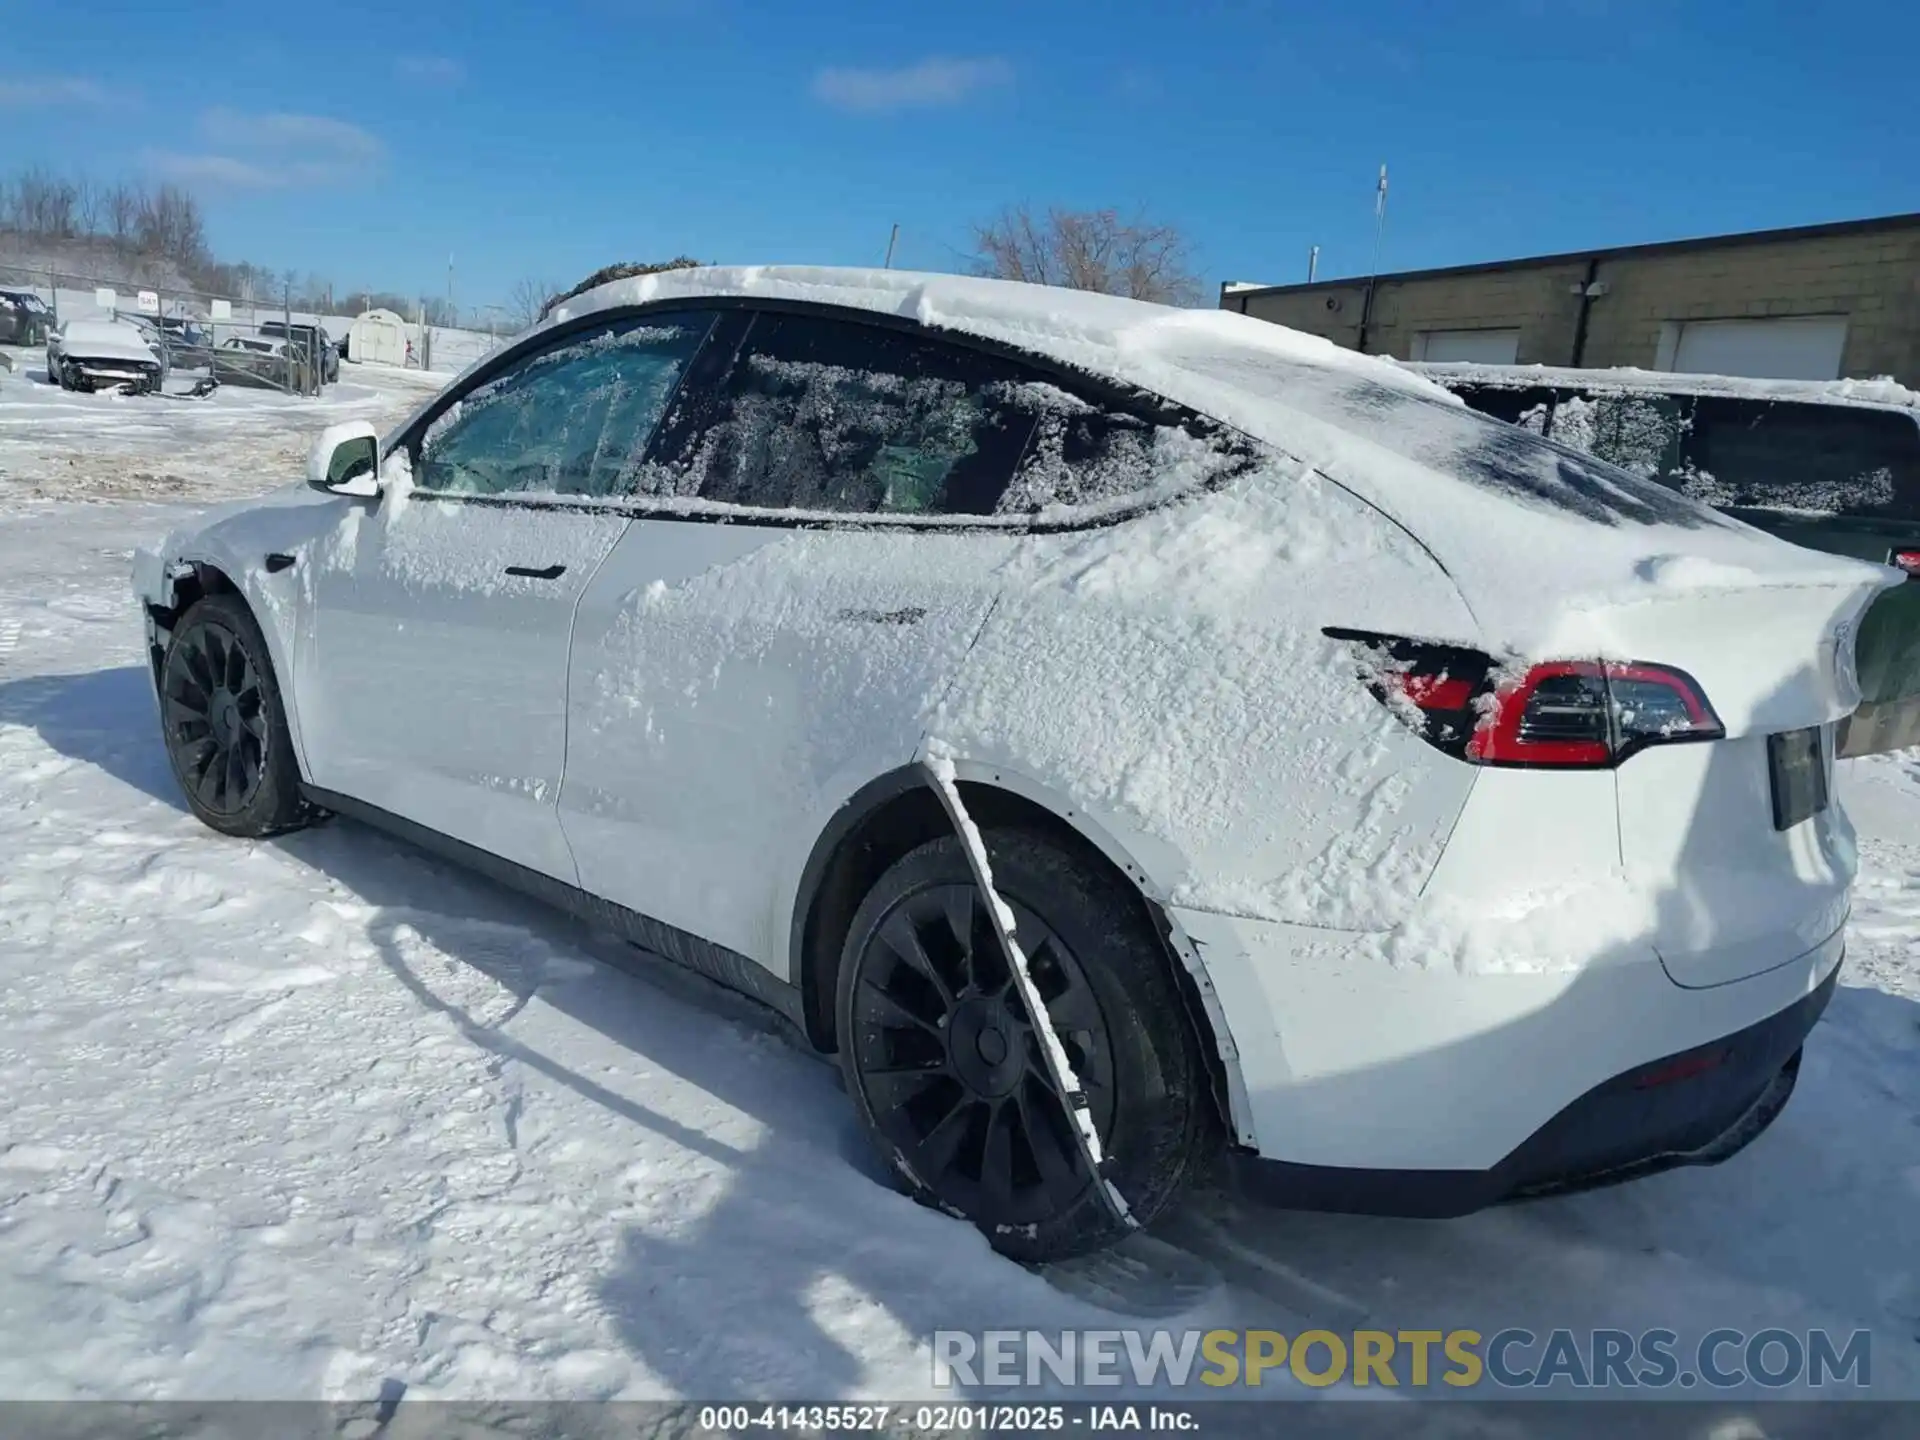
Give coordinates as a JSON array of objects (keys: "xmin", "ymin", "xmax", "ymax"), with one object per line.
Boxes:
[
  {"xmin": 1331, "ymin": 629, "xmax": 1724, "ymax": 769},
  {"xmin": 1888, "ymin": 547, "xmax": 1920, "ymax": 578}
]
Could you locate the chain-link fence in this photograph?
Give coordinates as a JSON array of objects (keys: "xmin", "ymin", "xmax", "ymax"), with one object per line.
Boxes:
[{"xmin": 0, "ymin": 262, "xmax": 448, "ymax": 398}]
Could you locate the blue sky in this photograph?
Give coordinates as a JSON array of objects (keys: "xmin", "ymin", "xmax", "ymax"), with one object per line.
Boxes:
[{"xmin": 3, "ymin": 0, "xmax": 1915, "ymax": 312}]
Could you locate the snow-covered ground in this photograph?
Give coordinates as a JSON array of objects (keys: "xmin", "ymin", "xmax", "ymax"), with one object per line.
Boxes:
[
  {"xmin": 0, "ymin": 362, "xmax": 1916, "ymax": 1408},
  {"xmin": 0, "ymin": 348, "xmax": 444, "ymax": 502}
]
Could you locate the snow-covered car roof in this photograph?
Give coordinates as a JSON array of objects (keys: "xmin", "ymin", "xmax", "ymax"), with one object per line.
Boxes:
[{"xmin": 1403, "ymin": 360, "xmax": 1920, "ymax": 413}]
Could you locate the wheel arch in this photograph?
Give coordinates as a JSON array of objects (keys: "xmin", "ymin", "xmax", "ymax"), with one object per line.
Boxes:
[
  {"xmin": 146, "ymin": 559, "xmax": 241, "ymax": 686},
  {"xmin": 790, "ymin": 760, "xmax": 1257, "ymax": 1147},
  {"xmin": 148, "ymin": 557, "xmax": 312, "ymax": 777}
]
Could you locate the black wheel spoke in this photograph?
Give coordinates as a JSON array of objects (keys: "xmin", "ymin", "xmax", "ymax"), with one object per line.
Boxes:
[
  {"xmin": 911, "ymin": 1093, "xmax": 973, "ymax": 1179},
  {"xmin": 192, "ymin": 749, "xmax": 225, "ymax": 809},
  {"xmin": 182, "ymin": 641, "xmax": 215, "ymax": 697},
  {"xmin": 862, "ymin": 1066, "xmax": 942, "ymax": 1110},
  {"xmin": 1016, "ymin": 1080, "xmax": 1079, "ymax": 1191},
  {"xmin": 167, "ymin": 675, "xmax": 211, "ymax": 716},
  {"xmin": 858, "ymin": 975, "xmax": 943, "ymax": 1037},
  {"xmin": 981, "ymin": 1102, "xmax": 1016, "ymax": 1203},
  {"xmin": 880, "ymin": 909, "xmax": 956, "ymax": 1005},
  {"xmin": 939, "ymin": 888, "xmax": 977, "ymax": 990}
]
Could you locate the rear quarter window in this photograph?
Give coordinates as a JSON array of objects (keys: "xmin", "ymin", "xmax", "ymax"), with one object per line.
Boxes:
[
  {"xmin": 1680, "ymin": 398, "xmax": 1920, "ymax": 522},
  {"xmin": 1195, "ymin": 353, "xmax": 1722, "ymax": 530}
]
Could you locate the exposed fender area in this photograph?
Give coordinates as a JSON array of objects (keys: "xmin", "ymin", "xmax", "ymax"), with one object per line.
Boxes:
[{"xmin": 787, "ymin": 756, "xmax": 1259, "ymax": 1149}]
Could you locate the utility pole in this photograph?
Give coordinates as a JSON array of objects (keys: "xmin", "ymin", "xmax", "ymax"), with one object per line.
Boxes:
[
  {"xmin": 1307, "ymin": 245, "xmax": 1319, "ymax": 283},
  {"xmin": 883, "ymin": 223, "xmax": 899, "ymax": 269},
  {"xmin": 1357, "ymin": 164, "xmax": 1388, "ymax": 354}
]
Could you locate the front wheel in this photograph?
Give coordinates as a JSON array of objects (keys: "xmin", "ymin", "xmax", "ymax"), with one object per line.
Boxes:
[
  {"xmin": 158, "ymin": 592, "xmax": 311, "ymax": 837},
  {"xmin": 836, "ymin": 827, "xmax": 1216, "ymax": 1261}
]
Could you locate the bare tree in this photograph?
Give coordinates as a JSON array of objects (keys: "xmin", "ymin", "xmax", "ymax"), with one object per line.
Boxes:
[
  {"xmin": 508, "ymin": 276, "xmax": 556, "ymax": 331},
  {"xmin": 106, "ymin": 182, "xmax": 140, "ymax": 249},
  {"xmin": 73, "ymin": 178, "xmax": 103, "ymax": 240},
  {"xmin": 970, "ymin": 204, "xmax": 1203, "ymax": 306}
]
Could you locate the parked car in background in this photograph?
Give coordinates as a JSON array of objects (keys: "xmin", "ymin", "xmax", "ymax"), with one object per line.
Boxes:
[
  {"xmin": 0, "ymin": 288, "xmax": 53, "ymax": 346},
  {"xmin": 257, "ymin": 320, "xmax": 339, "ymax": 384},
  {"xmin": 47, "ymin": 318, "xmax": 164, "ymax": 394},
  {"xmin": 210, "ymin": 335, "xmax": 312, "ymax": 391},
  {"xmin": 1411, "ymin": 362, "xmax": 1920, "ymax": 757},
  {"xmin": 133, "ymin": 266, "xmax": 1892, "ymax": 1260},
  {"xmin": 151, "ymin": 315, "xmax": 212, "ymax": 368}
]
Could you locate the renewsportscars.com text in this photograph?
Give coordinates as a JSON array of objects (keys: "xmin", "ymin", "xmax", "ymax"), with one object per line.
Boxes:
[{"xmin": 933, "ymin": 1327, "xmax": 1872, "ymax": 1391}]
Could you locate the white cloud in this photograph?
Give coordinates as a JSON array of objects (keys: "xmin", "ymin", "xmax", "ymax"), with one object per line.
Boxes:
[
  {"xmin": 395, "ymin": 55, "xmax": 465, "ymax": 87},
  {"xmin": 148, "ymin": 109, "xmax": 386, "ymax": 190},
  {"xmin": 0, "ymin": 75, "xmax": 113, "ymax": 108},
  {"xmin": 810, "ymin": 56, "xmax": 1011, "ymax": 113}
]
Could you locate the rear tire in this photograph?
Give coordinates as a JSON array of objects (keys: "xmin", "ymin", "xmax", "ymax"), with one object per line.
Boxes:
[
  {"xmin": 836, "ymin": 827, "xmax": 1215, "ymax": 1262},
  {"xmin": 158, "ymin": 593, "xmax": 311, "ymax": 838}
]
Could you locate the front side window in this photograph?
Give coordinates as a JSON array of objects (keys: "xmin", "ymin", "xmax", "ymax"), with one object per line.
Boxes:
[
  {"xmin": 645, "ymin": 313, "xmax": 1037, "ymax": 515},
  {"xmin": 1679, "ymin": 398, "xmax": 1920, "ymax": 520},
  {"xmin": 416, "ymin": 312, "xmax": 713, "ymax": 498}
]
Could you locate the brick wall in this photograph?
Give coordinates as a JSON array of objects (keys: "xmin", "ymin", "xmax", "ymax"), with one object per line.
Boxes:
[{"xmin": 1226, "ymin": 218, "xmax": 1920, "ymax": 385}]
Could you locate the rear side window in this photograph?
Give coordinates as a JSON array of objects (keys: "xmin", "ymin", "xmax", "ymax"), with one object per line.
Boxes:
[
  {"xmin": 1555, "ymin": 391, "xmax": 1691, "ymax": 482},
  {"xmin": 643, "ymin": 311, "xmax": 1243, "ymax": 519},
  {"xmin": 416, "ymin": 312, "xmax": 713, "ymax": 498},
  {"xmin": 1680, "ymin": 399, "xmax": 1920, "ymax": 521},
  {"xmin": 645, "ymin": 313, "xmax": 1038, "ymax": 516}
]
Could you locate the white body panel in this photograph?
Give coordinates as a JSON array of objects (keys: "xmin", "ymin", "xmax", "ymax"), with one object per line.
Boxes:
[
  {"xmin": 1173, "ymin": 905, "xmax": 1843, "ymax": 1171},
  {"xmin": 301, "ymin": 494, "xmax": 629, "ymax": 881},
  {"xmin": 564, "ymin": 521, "xmax": 1015, "ymax": 971}
]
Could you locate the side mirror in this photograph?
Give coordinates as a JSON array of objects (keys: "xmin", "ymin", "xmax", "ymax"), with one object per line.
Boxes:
[{"xmin": 307, "ymin": 421, "xmax": 382, "ymax": 497}]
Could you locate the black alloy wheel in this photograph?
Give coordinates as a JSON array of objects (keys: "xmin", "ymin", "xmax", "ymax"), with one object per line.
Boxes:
[
  {"xmin": 836, "ymin": 828, "xmax": 1217, "ymax": 1262},
  {"xmin": 846, "ymin": 881, "xmax": 1117, "ymax": 1233},
  {"xmin": 159, "ymin": 594, "xmax": 310, "ymax": 837},
  {"xmin": 164, "ymin": 614, "xmax": 270, "ymax": 817}
]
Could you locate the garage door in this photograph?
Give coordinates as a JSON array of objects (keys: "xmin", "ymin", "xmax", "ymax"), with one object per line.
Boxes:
[
  {"xmin": 1667, "ymin": 316, "xmax": 1848, "ymax": 381},
  {"xmin": 1416, "ymin": 328, "xmax": 1521, "ymax": 364}
]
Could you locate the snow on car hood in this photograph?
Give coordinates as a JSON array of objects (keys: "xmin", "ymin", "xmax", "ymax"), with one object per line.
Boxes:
[
  {"xmin": 59, "ymin": 323, "xmax": 157, "ymax": 364},
  {"xmin": 537, "ymin": 265, "xmax": 1898, "ymax": 656}
]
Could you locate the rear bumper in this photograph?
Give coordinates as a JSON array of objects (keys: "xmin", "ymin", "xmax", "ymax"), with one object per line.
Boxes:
[{"xmin": 1226, "ymin": 959, "xmax": 1835, "ymax": 1218}]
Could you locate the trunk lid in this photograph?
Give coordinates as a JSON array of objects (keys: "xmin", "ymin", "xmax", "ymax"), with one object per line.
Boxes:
[{"xmin": 1584, "ymin": 577, "xmax": 1886, "ymax": 987}]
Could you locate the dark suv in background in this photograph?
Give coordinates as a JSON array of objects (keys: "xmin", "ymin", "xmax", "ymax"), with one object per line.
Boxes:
[
  {"xmin": 257, "ymin": 320, "xmax": 339, "ymax": 384},
  {"xmin": 1410, "ymin": 362, "xmax": 1920, "ymax": 757},
  {"xmin": 0, "ymin": 288, "xmax": 53, "ymax": 346}
]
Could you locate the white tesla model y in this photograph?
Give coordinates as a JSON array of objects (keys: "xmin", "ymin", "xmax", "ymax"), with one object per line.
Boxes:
[{"xmin": 133, "ymin": 267, "xmax": 1897, "ymax": 1260}]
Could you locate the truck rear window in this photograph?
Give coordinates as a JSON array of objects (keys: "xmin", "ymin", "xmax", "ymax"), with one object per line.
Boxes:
[{"xmin": 1682, "ymin": 399, "xmax": 1920, "ymax": 521}]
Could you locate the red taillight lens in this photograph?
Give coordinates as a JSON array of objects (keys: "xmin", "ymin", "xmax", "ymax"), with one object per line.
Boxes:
[
  {"xmin": 1331, "ymin": 630, "xmax": 1724, "ymax": 769},
  {"xmin": 1469, "ymin": 660, "xmax": 1722, "ymax": 767},
  {"xmin": 1889, "ymin": 547, "xmax": 1920, "ymax": 578}
]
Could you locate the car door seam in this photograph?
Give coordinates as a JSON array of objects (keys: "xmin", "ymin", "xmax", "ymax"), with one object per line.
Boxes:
[{"xmin": 554, "ymin": 512, "xmax": 637, "ymax": 886}]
